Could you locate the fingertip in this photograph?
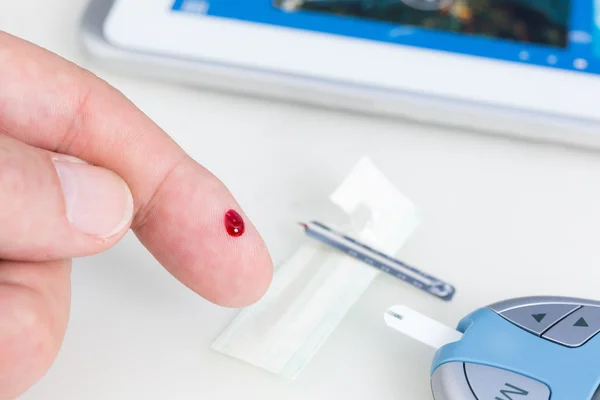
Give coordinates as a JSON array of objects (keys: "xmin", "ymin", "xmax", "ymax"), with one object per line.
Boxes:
[
  {"xmin": 0, "ymin": 285, "xmax": 66, "ymax": 399},
  {"xmin": 0, "ymin": 136, "xmax": 133, "ymax": 262},
  {"xmin": 141, "ymin": 209, "xmax": 274, "ymax": 308},
  {"xmin": 212, "ymin": 210, "xmax": 273, "ymax": 307},
  {"xmin": 131, "ymin": 160, "xmax": 274, "ymax": 308},
  {"xmin": 0, "ymin": 260, "xmax": 70, "ymax": 400},
  {"xmin": 207, "ymin": 239, "xmax": 274, "ymax": 308}
]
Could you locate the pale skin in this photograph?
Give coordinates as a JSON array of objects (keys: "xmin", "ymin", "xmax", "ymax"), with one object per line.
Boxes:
[{"xmin": 0, "ymin": 31, "xmax": 273, "ymax": 399}]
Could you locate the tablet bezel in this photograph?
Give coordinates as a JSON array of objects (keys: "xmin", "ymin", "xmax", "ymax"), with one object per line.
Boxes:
[{"xmin": 103, "ymin": 0, "xmax": 600, "ymax": 123}]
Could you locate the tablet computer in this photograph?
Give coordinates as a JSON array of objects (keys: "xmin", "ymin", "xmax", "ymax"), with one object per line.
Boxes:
[{"xmin": 81, "ymin": 0, "xmax": 600, "ymax": 148}]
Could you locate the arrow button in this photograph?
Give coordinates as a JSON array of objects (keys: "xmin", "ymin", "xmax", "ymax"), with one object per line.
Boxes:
[
  {"xmin": 543, "ymin": 306, "xmax": 600, "ymax": 347},
  {"xmin": 532, "ymin": 313, "xmax": 546, "ymax": 323},
  {"xmin": 500, "ymin": 304, "xmax": 579, "ymax": 336}
]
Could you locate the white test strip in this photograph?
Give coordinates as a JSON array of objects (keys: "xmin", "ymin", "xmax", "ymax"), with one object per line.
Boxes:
[{"xmin": 384, "ymin": 305, "xmax": 463, "ymax": 349}]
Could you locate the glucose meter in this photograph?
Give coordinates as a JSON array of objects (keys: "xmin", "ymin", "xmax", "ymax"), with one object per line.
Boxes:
[{"xmin": 385, "ymin": 296, "xmax": 600, "ymax": 400}]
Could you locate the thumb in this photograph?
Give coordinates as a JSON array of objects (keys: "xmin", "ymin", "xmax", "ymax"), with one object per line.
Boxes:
[{"xmin": 0, "ymin": 134, "xmax": 134, "ymax": 261}]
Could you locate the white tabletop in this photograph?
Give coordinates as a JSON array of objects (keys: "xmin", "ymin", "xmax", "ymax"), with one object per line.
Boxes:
[{"xmin": 4, "ymin": 1, "xmax": 600, "ymax": 399}]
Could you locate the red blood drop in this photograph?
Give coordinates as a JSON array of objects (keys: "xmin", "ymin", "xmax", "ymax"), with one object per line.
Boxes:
[{"xmin": 224, "ymin": 209, "xmax": 245, "ymax": 237}]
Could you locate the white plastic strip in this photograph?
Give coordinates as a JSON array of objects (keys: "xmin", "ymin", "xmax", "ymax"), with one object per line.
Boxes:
[
  {"xmin": 384, "ymin": 305, "xmax": 463, "ymax": 349},
  {"xmin": 211, "ymin": 157, "xmax": 419, "ymax": 378}
]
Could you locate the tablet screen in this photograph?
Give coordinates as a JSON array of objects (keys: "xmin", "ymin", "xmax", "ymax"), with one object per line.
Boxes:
[
  {"xmin": 172, "ymin": 0, "xmax": 598, "ymax": 74},
  {"xmin": 275, "ymin": 1, "xmax": 569, "ymax": 48}
]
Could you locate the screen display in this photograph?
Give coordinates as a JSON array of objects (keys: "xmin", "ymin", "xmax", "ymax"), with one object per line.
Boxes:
[
  {"xmin": 274, "ymin": 0, "xmax": 570, "ymax": 48},
  {"xmin": 172, "ymin": 0, "xmax": 599, "ymax": 75}
]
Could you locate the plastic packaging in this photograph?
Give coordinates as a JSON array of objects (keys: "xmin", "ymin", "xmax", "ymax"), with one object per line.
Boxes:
[{"xmin": 211, "ymin": 157, "xmax": 419, "ymax": 378}]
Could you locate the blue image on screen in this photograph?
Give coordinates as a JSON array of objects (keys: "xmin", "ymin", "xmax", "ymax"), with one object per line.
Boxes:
[
  {"xmin": 172, "ymin": 0, "xmax": 599, "ymax": 75},
  {"xmin": 594, "ymin": 0, "xmax": 600, "ymax": 58}
]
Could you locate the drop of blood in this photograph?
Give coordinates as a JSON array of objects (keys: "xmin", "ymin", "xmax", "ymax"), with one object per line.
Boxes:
[{"xmin": 224, "ymin": 209, "xmax": 245, "ymax": 237}]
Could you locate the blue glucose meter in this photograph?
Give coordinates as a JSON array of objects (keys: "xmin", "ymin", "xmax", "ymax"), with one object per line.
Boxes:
[
  {"xmin": 433, "ymin": 296, "xmax": 600, "ymax": 399},
  {"xmin": 385, "ymin": 296, "xmax": 600, "ymax": 399}
]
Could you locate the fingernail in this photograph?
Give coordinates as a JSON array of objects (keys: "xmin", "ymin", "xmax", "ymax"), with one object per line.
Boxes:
[
  {"xmin": 53, "ymin": 160, "xmax": 134, "ymax": 238},
  {"xmin": 51, "ymin": 155, "xmax": 89, "ymax": 164}
]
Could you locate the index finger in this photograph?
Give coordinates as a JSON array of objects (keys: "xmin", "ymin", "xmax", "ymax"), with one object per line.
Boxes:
[{"xmin": 0, "ymin": 31, "xmax": 272, "ymax": 307}]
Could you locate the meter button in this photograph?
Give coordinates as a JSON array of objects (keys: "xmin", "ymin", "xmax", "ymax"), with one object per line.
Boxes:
[
  {"xmin": 543, "ymin": 306, "xmax": 600, "ymax": 347},
  {"xmin": 465, "ymin": 363, "xmax": 550, "ymax": 400},
  {"xmin": 431, "ymin": 362, "xmax": 476, "ymax": 400},
  {"xmin": 501, "ymin": 303, "xmax": 579, "ymax": 335}
]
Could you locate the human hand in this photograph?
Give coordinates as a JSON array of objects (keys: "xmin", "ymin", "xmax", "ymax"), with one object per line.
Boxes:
[{"xmin": 0, "ymin": 31, "xmax": 273, "ymax": 399}]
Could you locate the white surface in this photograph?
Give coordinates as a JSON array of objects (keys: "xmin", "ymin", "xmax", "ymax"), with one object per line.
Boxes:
[
  {"xmin": 104, "ymin": 0, "xmax": 600, "ymax": 123},
  {"xmin": 4, "ymin": 1, "xmax": 600, "ymax": 400},
  {"xmin": 384, "ymin": 305, "xmax": 463, "ymax": 349}
]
